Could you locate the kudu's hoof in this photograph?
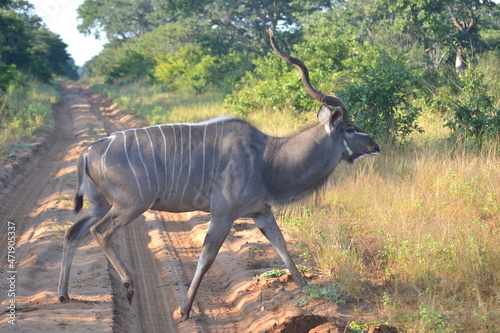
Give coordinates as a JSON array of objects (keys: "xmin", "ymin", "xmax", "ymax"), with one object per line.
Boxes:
[
  {"xmin": 124, "ymin": 282, "xmax": 134, "ymax": 304},
  {"xmin": 180, "ymin": 302, "xmax": 191, "ymax": 321},
  {"xmin": 180, "ymin": 312, "xmax": 190, "ymax": 322},
  {"xmin": 58, "ymin": 294, "xmax": 70, "ymax": 303}
]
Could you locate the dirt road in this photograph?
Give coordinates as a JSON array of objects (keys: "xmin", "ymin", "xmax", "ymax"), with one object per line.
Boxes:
[{"xmin": 0, "ymin": 83, "xmax": 342, "ymax": 332}]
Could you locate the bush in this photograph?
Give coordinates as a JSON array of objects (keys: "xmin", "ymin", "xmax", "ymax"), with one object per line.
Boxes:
[
  {"xmin": 339, "ymin": 44, "xmax": 422, "ymax": 141},
  {"xmin": 0, "ymin": 62, "xmax": 19, "ymax": 93},
  {"xmin": 225, "ymin": 28, "xmax": 350, "ymax": 115},
  {"xmin": 153, "ymin": 45, "xmax": 244, "ymax": 93},
  {"xmin": 86, "ymin": 20, "xmax": 249, "ymax": 93},
  {"xmin": 444, "ymin": 69, "xmax": 500, "ymax": 145},
  {"xmin": 227, "ymin": 31, "xmax": 422, "ymax": 141},
  {"xmin": 104, "ymin": 50, "xmax": 156, "ymax": 84}
]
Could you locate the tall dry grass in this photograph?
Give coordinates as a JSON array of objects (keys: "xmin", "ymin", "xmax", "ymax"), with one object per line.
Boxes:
[
  {"xmin": 281, "ymin": 135, "xmax": 499, "ymax": 332},
  {"xmin": 0, "ymin": 81, "xmax": 58, "ymax": 159}
]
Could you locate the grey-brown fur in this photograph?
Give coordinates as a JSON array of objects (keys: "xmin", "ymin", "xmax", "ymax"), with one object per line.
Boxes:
[{"xmin": 58, "ymin": 30, "xmax": 380, "ymax": 321}]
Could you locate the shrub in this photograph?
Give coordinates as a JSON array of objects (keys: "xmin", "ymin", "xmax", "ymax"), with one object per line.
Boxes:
[
  {"xmin": 225, "ymin": 28, "xmax": 350, "ymax": 116},
  {"xmin": 338, "ymin": 45, "xmax": 422, "ymax": 141},
  {"xmin": 0, "ymin": 62, "xmax": 19, "ymax": 93},
  {"xmin": 227, "ymin": 32, "xmax": 422, "ymax": 141},
  {"xmin": 104, "ymin": 50, "xmax": 156, "ymax": 84},
  {"xmin": 444, "ymin": 69, "xmax": 500, "ymax": 146},
  {"xmin": 153, "ymin": 45, "xmax": 243, "ymax": 93}
]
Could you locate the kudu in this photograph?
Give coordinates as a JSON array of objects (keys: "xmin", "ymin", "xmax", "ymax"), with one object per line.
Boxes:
[{"xmin": 58, "ymin": 29, "xmax": 380, "ymax": 321}]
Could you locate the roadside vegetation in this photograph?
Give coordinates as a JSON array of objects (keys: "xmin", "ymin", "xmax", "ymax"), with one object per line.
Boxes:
[
  {"xmin": 0, "ymin": 0, "xmax": 78, "ymax": 160},
  {"xmin": 0, "ymin": 80, "xmax": 58, "ymax": 159}
]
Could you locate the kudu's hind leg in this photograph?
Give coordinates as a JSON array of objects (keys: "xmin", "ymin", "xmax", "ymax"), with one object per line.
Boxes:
[
  {"xmin": 253, "ymin": 211, "xmax": 307, "ymax": 289},
  {"xmin": 58, "ymin": 208, "xmax": 108, "ymax": 302},
  {"xmin": 89, "ymin": 205, "xmax": 147, "ymax": 304},
  {"xmin": 181, "ymin": 217, "xmax": 234, "ymax": 321}
]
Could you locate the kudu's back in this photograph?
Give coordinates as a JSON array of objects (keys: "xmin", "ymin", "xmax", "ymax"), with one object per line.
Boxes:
[{"xmin": 81, "ymin": 117, "xmax": 269, "ymax": 216}]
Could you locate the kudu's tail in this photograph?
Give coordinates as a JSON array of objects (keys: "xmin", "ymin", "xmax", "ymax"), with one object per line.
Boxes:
[{"xmin": 73, "ymin": 154, "xmax": 85, "ymax": 214}]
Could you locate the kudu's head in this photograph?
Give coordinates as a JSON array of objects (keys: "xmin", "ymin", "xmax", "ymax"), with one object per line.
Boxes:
[{"xmin": 269, "ymin": 29, "xmax": 380, "ymax": 163}]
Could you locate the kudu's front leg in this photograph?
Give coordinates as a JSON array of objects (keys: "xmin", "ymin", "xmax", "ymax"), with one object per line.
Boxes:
[
  {"xmin": 253, "ymin": 211, "xmax": 307, "ymax": 289},
  {"xmin": 181, "ymin": 217, "xmax": 233, "ymax": 321}
]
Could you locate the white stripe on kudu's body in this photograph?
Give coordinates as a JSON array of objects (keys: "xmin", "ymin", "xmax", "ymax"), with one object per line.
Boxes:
[{"xmin": 58, "ymin": 29, "xmax": 380, "ymax": 321}]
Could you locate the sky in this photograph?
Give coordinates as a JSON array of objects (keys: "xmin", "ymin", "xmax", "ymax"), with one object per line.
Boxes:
[{"xmin": 30, "ymin": 0, "xmax": 108, "ymax": 67}]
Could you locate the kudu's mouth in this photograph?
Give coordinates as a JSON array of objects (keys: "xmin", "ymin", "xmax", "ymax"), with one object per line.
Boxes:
[{"xmin": 344, "ymin": 145, "xmax": 380, "ymax": 164}]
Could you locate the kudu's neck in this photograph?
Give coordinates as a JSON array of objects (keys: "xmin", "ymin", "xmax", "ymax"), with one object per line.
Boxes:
[{"xmin": 263, "ymin": 122, "xmax": 343, "ymax": 204}]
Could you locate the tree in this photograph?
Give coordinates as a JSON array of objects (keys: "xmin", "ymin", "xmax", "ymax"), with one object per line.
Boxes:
[
  {"xmin": 446, "ymin": 0, "xmax": 497, "ymax": 73},
  {"xmin": 34, "ymin": 29, "xmax": 79, "ymax": 80},
  {"xmin": 78, "ymin": 0, "xmax": 334, "ymax": 54},
  {"xmin": 0, "ymin": 0, "xmax": 78, "ymax": 81},
  {"xmin": 77, "ymin": 0, "xmax": 205, "ymax": 40}
]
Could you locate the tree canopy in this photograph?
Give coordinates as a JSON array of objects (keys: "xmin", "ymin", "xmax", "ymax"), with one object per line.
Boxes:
[
  {"xmin": 0, "ymin": 0, "xmax": 78, "ymax": 85},
  {"xmin": 82, "ymin": 0, "xmax": 500, "ymax": 143}
]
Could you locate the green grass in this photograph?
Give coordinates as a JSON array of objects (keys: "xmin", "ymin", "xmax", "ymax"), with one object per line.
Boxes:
[
  {"xmin": 291, "ymin": 282, "xmax": 348, "ymax": 307},
  {"xmin": 258, "ymin": 269, "xmax": 285, "ymax": 279},
  {"xmin": 0, "ymin": 81, "xmax": 58, "ymax": 159},
  {"xmin": 87, "ymin": 78, "xmax": 230, "ymax": 125},
  {"xmin": 88, "ymin": 80, "xmax": 499, "ymax": 332}
]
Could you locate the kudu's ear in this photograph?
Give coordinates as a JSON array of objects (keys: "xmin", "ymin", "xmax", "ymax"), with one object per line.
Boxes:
[
  {"xmin": 317, "ymin": 105, "xmax": 344, "ymax": 128},
  {"xmin": 330, "ymin": 106, "xmax": 344, "ymax": 126},
  {"xmin": 317, "ymin": 104, "xmax": 333, "ymax": 123}
]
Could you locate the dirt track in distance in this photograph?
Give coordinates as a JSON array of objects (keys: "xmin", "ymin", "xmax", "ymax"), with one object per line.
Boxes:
[{"xmin": 0, "ymin": 82, "xmax": 349, "ymax": 333}]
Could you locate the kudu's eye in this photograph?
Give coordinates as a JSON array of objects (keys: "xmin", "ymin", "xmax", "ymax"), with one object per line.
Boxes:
[{"xmin": 345, "ymin": 127, "xmax": 355, "ymax": 133}]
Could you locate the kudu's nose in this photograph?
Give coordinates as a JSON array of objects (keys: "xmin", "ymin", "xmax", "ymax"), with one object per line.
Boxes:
[{"xmin": 369, "ymin": 144, "xmax": 380, "ymax": 155}]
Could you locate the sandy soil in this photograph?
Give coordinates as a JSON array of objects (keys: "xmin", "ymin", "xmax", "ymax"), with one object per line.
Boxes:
[{"xmin": 0, "ymin": 82, "xmax": 392, "ymax": 333}]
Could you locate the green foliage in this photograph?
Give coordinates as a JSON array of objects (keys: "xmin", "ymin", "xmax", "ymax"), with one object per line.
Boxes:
[
  {"xmin": 35, "ymin": 29, "xmax": 79, "ymax": 80},
  {"xmin": 258, "ymin": 269, "xmax": 285, "ymax": 279},
  {"xmin": 225, "ymin": 27, "xmax": 351, "ymax": 115},
  {"xmin": 0, "ymin": 1, "xmax": 76, "ymax": 156},
  {"xmin": 444, "ymin": 69, "xmax": 500, "ymax": 145},
  {"xmin": 0, "ymin": 62, "xmax": 19, "ymax": 93},
  {"xmin": 0, "ymin": 1, "xmax": 78, "ymax": 81},
  {"xmin": 348, "ymin": 321, "xmax": 384, "ymax": 333},
  {"xmin": 339, "ymin": 44, "xmax": 422, "ymax": 141},
  {"xmin": 153, "ymin": 45, "xmax": 243, "ymax": 93},
  {"xmin": 86, "ymin": 18, "xmax": 249, "ymax": 92},
  {"xmin": 414, "ymin": 302, "xmax": 458, "ymax": 333},
  {"xmin": 291, "ymin": 282, "xmax": 348, "ymax": 307},
  {"xmin": 224, "ymin": 53, "xmax": 302, "ymax": 115},
  {"xmin": 0, "ymin": 80, "xmax": 57, "ymax": 158},
  {"xmin": 247, "ymin": 246, "xmax": 258, "ymax": 259},
  {"xmin": 227, "ymin": 27, "xmax": 421, "ymax": 141},
  {"xmin": 104, "ymin": 50, "xmax": 155, "ymax": 84},
  {"xmin": 77, "ymin": 0, "xmax": 330, "ymax": 53},
  {"xmin": 77, "ymin": 0, "xmax": 206, "ymax": 40}
]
